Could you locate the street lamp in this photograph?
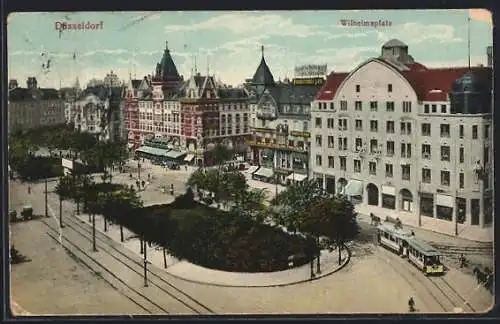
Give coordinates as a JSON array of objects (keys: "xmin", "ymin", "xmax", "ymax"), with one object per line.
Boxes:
[
  {"xmin": 45, "ymin": 178, "xmax": 49, "ymax": 218},
  {"xmin": 316, "ymin": 236, "xmax": 321, "ymax": 274},
  {"xmin": 143, "ymin": 238, "xmax": 148, "ymax": 287},
  {"xmin": 59, "ymin": 188, "xmax": 64, "ymax": 229}
]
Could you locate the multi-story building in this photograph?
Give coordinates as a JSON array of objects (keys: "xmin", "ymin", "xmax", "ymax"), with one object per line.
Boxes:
[
  {"xmin": 124, "ymin": 41, "xmax": 251, "ymax": 165},
  {"xmin": 70, "ymin": 84, "xmax": 125, "ymax": 141},
  {"xmin": 310, "ymin": 39, "xmax": 493, "ymax": 237},
  {"xmin": 8, "ymin": 77, "xmax": 65, "ymax": 133},
  {"xmin": 61, "ymin": 78, "xmax": 82, "ymax": 124},
  {"xmin": 180, "ymin": 72, "xmax": 250, "ymax": 166},
  {"xmin": 124, "ymin": 41, "xmax": 185, "ymax": 150},
  {"xmin": 246, "ymin": 47, "xmax": 323, "ymax": 184}
]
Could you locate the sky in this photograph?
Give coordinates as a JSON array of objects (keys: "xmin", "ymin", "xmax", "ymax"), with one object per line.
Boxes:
[{"xmin": 7, "ymin": 9, "xmax": 492, "ymax": 89}]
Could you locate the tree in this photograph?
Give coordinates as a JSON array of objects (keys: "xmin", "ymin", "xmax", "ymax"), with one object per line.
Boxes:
[
  {"xmin": 301, "ymin": 196, "xmax": 359, "ymax": 265},
  {"xmin": 212, "ymin": 143, "xmax": 233, "ymax": 168},
  {"xmin": 232, "ymin": 188, "xmax": 268, "ymax": 223},
  {"xmin": 270, "ymin": 179, "xmax": 327, "ymax": 232}
]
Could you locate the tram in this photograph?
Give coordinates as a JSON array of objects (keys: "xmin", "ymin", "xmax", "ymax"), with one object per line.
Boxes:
[
  {"xmin": 377, "ymin": 222, "xmax": 444, "ymax": 275},
  {"xmin": 405, "ymin": 237, "xmax": 444, "ymax": 275}
]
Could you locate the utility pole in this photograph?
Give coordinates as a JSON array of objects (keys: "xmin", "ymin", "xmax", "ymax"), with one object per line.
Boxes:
[
  {"xmin": 143, "ymin": 238, "xmax": 148, "ymax": 287},
  {"xmin": 310, "ymin": 236, "xmax": 315, "ymax": 279},
  {"xmin": 45, "ymin": 178, "xmax": 48, "ymax": 217},
  {"xmin": 316, "ymin": 236, "xmax": 321, "ymax": 274},
  {"xmin": 138, "ymin": 161, "xmax": 141, "ymax": 179},
  {"xmin": 92, "ymin": 212, "xmax": 97, "ymax": 252},
  {"xmin": 59, "ymin": 193, "xmax": 64, "ymax": 228},
  {"xmin": 163, "ymin": 247, "xmax": 167, "ymax": 268},
  {"xmin": 140, "ymin": 237, "xmax": 144, "ymax": 254},
  {"xmin": 120, "ymin": 225, "xmax": 124, "ymax": 242}
]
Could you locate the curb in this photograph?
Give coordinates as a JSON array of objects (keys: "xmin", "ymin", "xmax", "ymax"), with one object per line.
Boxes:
[{"xmin": 162, "ymin": 245, "xmax": 352, "ymax": 288}]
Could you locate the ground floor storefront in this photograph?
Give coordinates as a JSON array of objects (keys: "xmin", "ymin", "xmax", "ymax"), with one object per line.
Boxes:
[{"xmin": 312, "ymin": 172, "xmax": 493, "ymax": 236}]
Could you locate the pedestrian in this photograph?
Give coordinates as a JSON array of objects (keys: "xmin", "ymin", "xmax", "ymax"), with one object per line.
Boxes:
[
  {"xmin": 148, "ymin": 173, "xmax": 151, "ymax": 181},
  {"xmin": 460, "ymin": 254, "xmax": 466, "ymax": 268},
  {"xmin": 27, "ymin": 186, "xmax": 31, "ymax": 194},
  {"xmin": 185, "ymin": 165, "xmax": 188, "ymax": 171},
  {"xmin": 130, "ymin": 173, "xmax": 133, "ymax": 179},
  {"xmin": 408, "ymin": 297, "xmax": 415, "ymax": 312}
]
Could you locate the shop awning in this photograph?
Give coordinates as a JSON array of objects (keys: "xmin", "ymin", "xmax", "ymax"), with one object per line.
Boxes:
[
  {"xmin": 165, "ymin": 150, "xmax": 186, "ymax": 159},
  {"xmin": 286, "ymin": 173, "xmax": 308, "ymax": 182},
  {"xmin": 343, "ymin": 179, "xmax": 363, "ymax": 196},
  {"xmin": 254, "ymin": 167, "xmax": 274, "ymax": 178},
  {"xmin": 184, "ymin": 154, "xmax": 195, "ymax": 162},
  {"xmin": 135, "ymin": 146, "xmax": 170, "ymax": 157}
]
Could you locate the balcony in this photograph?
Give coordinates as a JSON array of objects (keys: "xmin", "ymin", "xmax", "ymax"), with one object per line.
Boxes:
[{"xmin": 246, "ymin": 140, "xmax": 307, "ymax": 153}]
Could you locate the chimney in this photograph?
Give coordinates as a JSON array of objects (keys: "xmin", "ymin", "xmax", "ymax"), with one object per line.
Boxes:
[
  {"xmin": 27, "ymin": 77, "xmax": 37, "ymax": 89},
  {"xmin": 487, "ymin": 46, "xmax": 493, "ymax": 67}
]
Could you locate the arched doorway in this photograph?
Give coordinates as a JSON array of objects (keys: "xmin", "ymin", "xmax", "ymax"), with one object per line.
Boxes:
[
  {"xmin": 337, "ymin": 178, "xmax": 347, "ymax": 194},
  {"xmin": 400, "ymin": 189, "xmax": 413, "ymax": 212},
  {"xmin": 367, "ymin": 183, "xmax": 379, "ymax": 206}
]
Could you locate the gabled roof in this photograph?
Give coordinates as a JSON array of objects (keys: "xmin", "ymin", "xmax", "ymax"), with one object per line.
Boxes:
[
  {"xmin": 314, "ymin": 72, "xmax": 349, "ymax": 101},
  {"xmin": 314, "ymin": 58, "xmax": 492, "ymax": 102},
  {"xmin": 217, "ymin": 88, "xmax": 248, "ymax": 100}
]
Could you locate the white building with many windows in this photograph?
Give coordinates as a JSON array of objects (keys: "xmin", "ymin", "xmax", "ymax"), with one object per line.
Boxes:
[{"xmin": 310, "ymin": 39, "xmax": 492, "ymax": 239}]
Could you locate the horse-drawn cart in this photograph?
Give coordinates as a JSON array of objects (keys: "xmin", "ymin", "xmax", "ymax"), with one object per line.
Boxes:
[{"xmin": 20, "ymin": 205, "xmax": 33, "ymax": 221}]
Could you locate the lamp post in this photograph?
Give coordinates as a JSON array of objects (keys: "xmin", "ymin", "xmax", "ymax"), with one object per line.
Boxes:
[
  {"xmin": 143, "ymin": 238, "xmax": 148, "ymax": 287},
  {"xmin": 92, "ymin": 212, "xmax": 97, "ymax": 252},
  {"xmin": 138, "ymin": 161, "xmax": 141, "ymax": 180},
  {"xmin": 120, "ymin": 225, "xmax": 124, "ymax": 242},
  {"xmin": 59, "ymin": 191, "xmax": 64, "ymax": 228},
  {"xmin": 316, "ymin": 236, "xmax": 321, "ymax": 274},
  {"xmin": 163, "ymin": 247, "xmax": 167, "ymax": 268},
  {"xmin": 45, "ymin": 178, "xmax": 49, "ymax": 217}
]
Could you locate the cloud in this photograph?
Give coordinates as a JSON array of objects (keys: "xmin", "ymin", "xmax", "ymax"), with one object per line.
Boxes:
[
  {"xmin": 423, "ymin": 55, "xmax": 487, "ymax": 68},
  {"xmin": 164, "ymin": 12, "xmax": 330, "ymax": 38},
  {"xmin": 469, "ymin": 9, "xmax": 492, "ymax": 25},
  {"xmin": 376, "ymin": 22, "xmax": 463, "ymax": 45}
]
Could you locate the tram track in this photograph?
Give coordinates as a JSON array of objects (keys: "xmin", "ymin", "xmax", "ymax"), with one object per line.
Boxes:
[
  {"xmin": 41, "ymin": 199, "xmax": 214, "ymax": 315},
  {"xmin": 375, "ymin": 244, "xmax": 475, "ymax": 313}
]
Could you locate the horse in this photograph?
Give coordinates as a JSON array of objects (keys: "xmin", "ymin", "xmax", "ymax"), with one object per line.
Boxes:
[{"xmin": 473, "ymin": 267, "xmax": 488, "ymax": 285}]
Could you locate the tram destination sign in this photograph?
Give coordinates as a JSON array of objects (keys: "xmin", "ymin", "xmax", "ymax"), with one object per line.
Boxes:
[
  {"xmin": 294, "ymin": 64, "xmax": 328, "ymax": 77},
  {"xmin": 292, "ymin": 77, "xmax": 325, "ymax": 86}
]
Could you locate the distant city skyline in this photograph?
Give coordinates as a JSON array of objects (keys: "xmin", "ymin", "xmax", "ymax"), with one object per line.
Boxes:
[{"xmin": 7, "ymin": 9, "xmax": 492, "ymax": 89}]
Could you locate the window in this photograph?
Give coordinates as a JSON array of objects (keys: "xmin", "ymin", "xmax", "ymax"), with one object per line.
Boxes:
[
  {"xmin": 303, "ymin": 121, "xmax": 308, "ymax": 131},
  {"xmin": 327, "ymin": 136, "xmax": 334, "ymax": 148},
  {"xmin": 315, "ymin": 135, "xmax": 322, "ymax": 147},
  {"xmin": 370, "ymin": 101, "xmax": 378, "ymax": 111},
  {"xmin": 459, "ymin": 173, "xmax": 464, "ymax": 189},
  {"xmin": 386, "ymin": 141, "xmax": 394, "ymax": 156},
  {"xmin": 369, "ymin": 139, "xmax": 378, "ymax": 154},
  {"xmin": 401, "ymin": 165, "xmax": 411, "ymax": 181},
  {"xmin": 370, "ymin": 120, "xmax": 378, "ymax": 132},
  {"xmin": 327, "ymin": 118, "xmax": 334, "ymax": 128},
  {"xmin": 355, "ymin": 119, "xmax": 363, "ymax": 131},
  {"xmin": 385, "ymin": 164, "xmax": 393, "ymax": 177},
  {"xmin": 459, "ymin": 147, "xmax": 464, "ymax": 163},
  {"xmin": 339, "ymin": 157, "xmax": 346, "ymax": 170},
  {"xmin": 338, "ymin": 118, "xmax": 347, "ymax": 130},
  {"xmin": 484, "ymin": 125, "xmax": 490, "ymax": 139},
  {"xmin": 424, "ymin": 104, "xmax": 429, "ymax": 113},
  {"xmin": 421, "ymin": 123, "xmax": 431, "ymax": 136},
  {"xmin": 401, "ymin": 122, "xmax": 412, "ymax": 135},
  {"xmin": 356, "ymin": 85, "xmax": 360, "ymax": 92},
  {"xmin": 472, "ymin": 125, "xmax": 478, "ymax": 139},
  {"xmin": 402, "ymin": 101, "xmax": 412, "ymax": 113},
  {"xmin": 419, "ymin": 144, "xmax": 430, "ymax": 159},
  {"xmin": 354, "ymin": 159, "xmax": 361, "ymax": 172},
  {"xmin": 355, "ymin": 138, "xmax": 363, "ymax": 150},
  {"xmin": 329, "ymin": 102, "xmax": 334, "ymax": 110},
  {"xmin": 422, "ymin": 168, "xmax": 431, "ymax": 183},
  {"xmin": 328, "ymin": 156, "xmax": 335, "ymax": 168},
  {"xmin": 459, "ymin": 125, "xmax": 464, "ymax": 138},
  {"xmin": 386, "ymin": 121, "xmax": 394, "ymax": 133},
  {"xmin": 338, "ymin": 137, "xmax": 348, "ymax": 150},
  {"xmin": 386, "ymin": 101, "xmax": 394, "ymax": 112},
  {"xmin": 431, "ymin": 104, "xmax": 437, "ymax": 113},
  {"xmin": 315, "ymin": 155, "xmax": 322, "ymax": 166},
  {"xmin": 340, "ymin": 101, "xmax": 347, "ymax": 111},
  {"xmin": 355, "ymin": 101, "xmax": 362, "ymax": 111},
  {"xmin": 401, "ymin": 143, "xmax": 412, "ymax": 158},
  {"xmin": 440, "ymin": 146, "xmax": 450, "ymax": 161},
  {"xmin": 440, "ymin": 170, "xmax": 450, "ymax": 186},
  {"xmin": 315, "ymin": 117, "xmax": 322, "ymax": 128},
  {"xmin": 388, "ymin": 84, "xmax": 393, "ymax": 92},
  {"xmin": 440, "ymin": 124, "xmax": 450, "ymax": 137},
  {"xmin": 441, "ymin": 104, "xmax": 446, "ymax": 113},
  {"xmin": 369, "ymin": 162, "xmax": 377, "ymax": 175}
]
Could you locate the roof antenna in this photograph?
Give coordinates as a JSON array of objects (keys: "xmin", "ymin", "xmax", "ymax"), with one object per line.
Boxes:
[{"xmin": 467, "ymin": 14, "xmax": 471, "ymax": 70}]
